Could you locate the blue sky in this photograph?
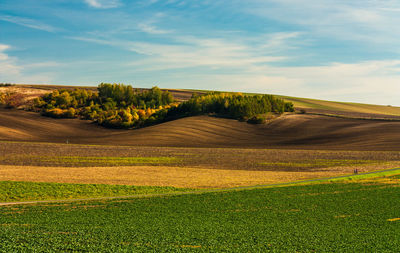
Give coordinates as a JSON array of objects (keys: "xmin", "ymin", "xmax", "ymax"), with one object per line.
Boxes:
[{"xmin": 1, "ymin": 0, "xmax": 400, "ymax": 105}]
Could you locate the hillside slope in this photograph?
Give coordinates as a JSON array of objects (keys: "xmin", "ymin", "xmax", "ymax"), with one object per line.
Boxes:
[
  {"xmin": 279, "ymin": 95, "xmax": 400, "ymax": 117},
  {"xmin": 1, "ymin": 108, "xmax": 400, "ymax": 151}
]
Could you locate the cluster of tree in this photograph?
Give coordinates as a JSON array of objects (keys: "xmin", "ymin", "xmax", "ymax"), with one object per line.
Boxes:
[
  {"xmin": 32, "ymin": 83, "xmax": 175, "ymax": 128},
  {"xmin": 31, "ymin": 83, "xmax": 294, "ymax": 128},
  {"xmin": 97, "ymin": 83, "xmax": 173, "ymax": 109},
  {"xmin": 146, "ymin": 92, "xmax": 294, "ymax": 126}
]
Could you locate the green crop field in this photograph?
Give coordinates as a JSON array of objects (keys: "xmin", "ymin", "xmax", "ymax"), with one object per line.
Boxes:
[
  {"xmin": 0, "ymin": 181, "xmax": 193, "ymax": 202},
  {"xmin": 277, "ymin": 95, "xmax": 400, "ymax": 116},
  {"xmin": 1, "ymin": 174, "xmax": 399, "ymax": 252}
]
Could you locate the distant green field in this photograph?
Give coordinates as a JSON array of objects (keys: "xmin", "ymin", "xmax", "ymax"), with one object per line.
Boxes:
[
  {"xmin": 0, "ymin": 181, "xmax": 192, "ymax": 202},
  {"xmin": 278, "ymin": 95, "xmax": 400, "ymax": 116},
  {"xmin": 1, "ymin": 175, "xmax": 399, "ymax": 252}
]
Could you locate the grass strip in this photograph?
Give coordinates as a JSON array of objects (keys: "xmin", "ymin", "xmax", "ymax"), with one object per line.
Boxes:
[
  {"xmin": 258, "ymin": 159, "xmax": 381, "ymax": 168},
  {"xmin": 326, "ymin": 167, "xmax": 400, "ymax": 182},
  {"xmin": 269, "ymin": 167, "xmax": 400, "ymax": 188},
  {"xmin": 0, "ymin": 181, "xmax": 193, "ymax": 202}
]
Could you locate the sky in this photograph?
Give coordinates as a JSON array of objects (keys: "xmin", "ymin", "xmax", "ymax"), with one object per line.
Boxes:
[{"xmin": 1, "ymin": 0, "xmax": 400, "ymax": 105}]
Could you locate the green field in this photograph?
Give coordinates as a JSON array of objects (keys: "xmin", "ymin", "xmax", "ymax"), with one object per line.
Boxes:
[
  {"xmin": 0, "ymin": 181, "xmax": 193, "ymax": 202},
  {"xmin": 1, "ymin": 174, "xmax": 399, "ymax": 252},
  {"xmin": 277, "ymin": 95, "xmax": 400, "ymax": 116}
]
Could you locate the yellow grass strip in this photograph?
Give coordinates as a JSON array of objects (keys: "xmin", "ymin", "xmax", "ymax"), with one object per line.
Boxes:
[{"xmin": 0, "ymin": 165, "xmax": 359, "ymax": 188}]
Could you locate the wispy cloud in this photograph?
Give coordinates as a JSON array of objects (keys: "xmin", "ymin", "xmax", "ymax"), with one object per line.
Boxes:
[
  {"xmin": 137, "ymin": 23, "xmax": 172, "ymax": 35},
  {"xmin": 84, "ymin": 0, "xmax": 121, "ymax": 9},
  {"xmin": 135, "ymin": 13, "xmax": 173, "ymax": 35},
  {"xmin": 0, "ymin": 15, "xmax": 57, "ymax": 32},
  {"xmin": 70, "ymin": 31, "xmax": 298, "ymax": 71}
]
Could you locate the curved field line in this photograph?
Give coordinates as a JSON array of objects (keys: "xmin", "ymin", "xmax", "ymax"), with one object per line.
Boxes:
[{"xmin": 1, "ymin": 168, "xmax": 399, "ymax": 206}]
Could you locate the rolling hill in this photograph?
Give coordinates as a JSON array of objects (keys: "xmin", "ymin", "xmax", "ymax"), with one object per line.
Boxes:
[
  {"xmin": 1, "ymin": 108, "xmax": 400, "ymax": 151},
  {"xmin": 278, "ymin": 95, "xmax": 400, "ymax": 119}
]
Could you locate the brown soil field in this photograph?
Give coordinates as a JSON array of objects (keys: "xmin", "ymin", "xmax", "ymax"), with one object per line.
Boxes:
[
  {"xmin": 1, "ymin": 142, "xmax": 400, "ymax": 188},
  {"xmin": 0, "ymin": 164, "xmax": 388, "ymax": 188},
  {"xmin": 1, "ymin": 142, "xmax": 400, "ymax": 171},
  {"xmin": 1, "ymin": 108, "xmax": 400, "ymax": 150}
]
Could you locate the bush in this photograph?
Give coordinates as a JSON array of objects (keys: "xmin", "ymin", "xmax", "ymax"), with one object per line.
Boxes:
[
  {"xmin": 247, "ymin": 115, "xmax": 267, "ymax": 124},
  {"xmin": 298, "ymin": 109, "xmax": 306, "ymax": 114},
  {"xmin": 42, "ymin": 108, "xmax": 65, "ymax": 118}
]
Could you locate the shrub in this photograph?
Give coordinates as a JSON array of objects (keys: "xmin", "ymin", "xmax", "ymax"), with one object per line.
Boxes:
[
  {"xmin": 247, "ymin": 115, "xmax": 267, "ymax": 124},
  {"xmin": 298, "ymin": 109, "xmax": 306, "ymax": 114},
  {"xmin": 42, "ymin": 108, "xmax": 65, "ymax": 118}
]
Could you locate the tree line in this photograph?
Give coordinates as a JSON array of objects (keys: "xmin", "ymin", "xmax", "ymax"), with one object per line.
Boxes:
[
  {"xmin": 29, "ymin": 83, "xmax": 294, "ymax": 128},
  {"xmin": 145, "ymin": 92, "xmax": 294, "ymax": 126}
]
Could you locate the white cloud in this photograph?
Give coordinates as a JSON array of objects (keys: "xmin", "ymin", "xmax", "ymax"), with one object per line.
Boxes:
[
  {"xmin": 0, "ymin": 15, "xmax": 57, "ymax": 32},
  {"xmin": 138, "ymin": 23, "xmax": 164, "ymax": 34},
  {"xmin": 137, "ymin": 23, "xmax": 172, "ymax": 35},
  {"xmin": 135, "ymin": 13, "xmax": 173, "ymax": 35},
  {"xmin": 84, "ymin": 0, "xmax": 121, "ymax": 9}
]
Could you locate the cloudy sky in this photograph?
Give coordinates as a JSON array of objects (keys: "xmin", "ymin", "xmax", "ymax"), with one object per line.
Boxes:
[{"xmin": 1, "ymin": 0, "xmax": 400, "ymax": 105}]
